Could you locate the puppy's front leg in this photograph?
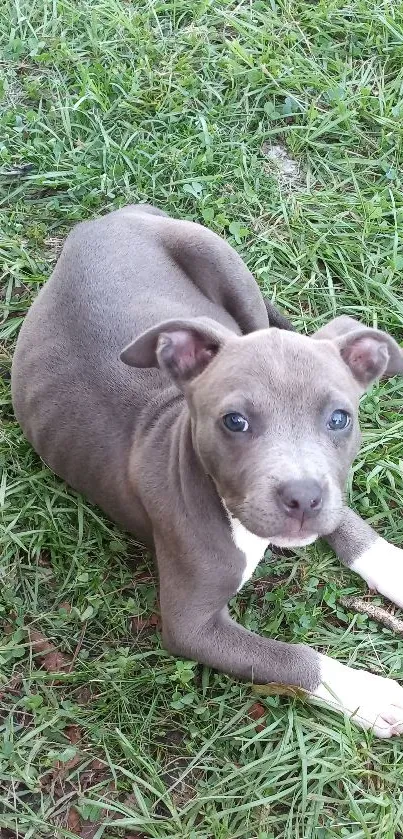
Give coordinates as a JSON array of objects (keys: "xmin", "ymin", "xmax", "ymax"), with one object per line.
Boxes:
[
  {"xmin": 156, "ymin": 535, "xmax": 403, "ymax": 737},
  {"xmin": 156, "ymin": 539, "xmax": 320, "ymax": 689},
  {"xmin": 326, "ymin": 507, "xmax": 403, "ymax": 608}
]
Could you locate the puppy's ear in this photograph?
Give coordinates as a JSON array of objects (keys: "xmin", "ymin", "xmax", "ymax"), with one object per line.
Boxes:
[
  {"xmin": 313, "ymin": 316, "xmax": 403, "ymax": 388},
  {"xmin": 120, "ymin": 317, "xmax": 232, "ymax": 387}
]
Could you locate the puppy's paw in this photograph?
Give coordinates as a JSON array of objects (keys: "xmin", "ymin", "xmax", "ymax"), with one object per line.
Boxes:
[
  {"xmin": 310, "ymin": 654, "xmax": 403, "ymax": 738},
  {"xmin": 351, "ymin": 537, "xmax": 403, "ymax": 608}
]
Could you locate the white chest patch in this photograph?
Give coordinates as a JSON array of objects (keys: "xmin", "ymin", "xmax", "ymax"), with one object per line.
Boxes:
[{"xmin": 228, "ymin": 516, "xmax": 269, "ymax": 590}]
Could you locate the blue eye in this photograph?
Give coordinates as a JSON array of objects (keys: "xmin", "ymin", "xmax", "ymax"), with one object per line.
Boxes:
[
  {"xmin": 223, "ymin": 413, "xmax": 249, "ymax": 432},
  {"xmin": 327, "ymin": 409, "xmax": 351, "ymax": 431}
]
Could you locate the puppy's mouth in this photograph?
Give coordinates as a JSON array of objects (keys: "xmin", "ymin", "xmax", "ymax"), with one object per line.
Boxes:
[
  {"xmin": 267, "ymin": 516, "xmax": 320, "ymax": 547},
  {"xmin": 223, "ymin": 499, "xmax": 340, "ymax": 546}
]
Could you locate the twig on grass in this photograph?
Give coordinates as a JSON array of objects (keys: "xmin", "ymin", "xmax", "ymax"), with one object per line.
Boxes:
[
  {"xmin": 339, "ymin": 596, "xmax": 403, "ymax": 634},
  {"xmin": 68, "ymin": 621, "xmax": 88, "ymax": 672}
]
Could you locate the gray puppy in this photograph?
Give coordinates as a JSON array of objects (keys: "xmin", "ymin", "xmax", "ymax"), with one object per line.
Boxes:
[{"xmin": 12, "ymin": 204, "xmax": 403, "ymax": 737}]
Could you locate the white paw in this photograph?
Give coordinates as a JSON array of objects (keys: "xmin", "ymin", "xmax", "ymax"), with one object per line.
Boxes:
[
  {"xmin": 310, "ymin": 654, "xmax": 403, "ymax": 738},
  {"xmin": 351, "ymin": 537, "xmax": 403, "ymax": 608}
]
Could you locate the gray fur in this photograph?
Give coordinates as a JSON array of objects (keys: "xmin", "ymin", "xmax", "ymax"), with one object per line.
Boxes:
[{"xmin": 11, "ymin": 204, "xmax": 403, "ymax": 691}]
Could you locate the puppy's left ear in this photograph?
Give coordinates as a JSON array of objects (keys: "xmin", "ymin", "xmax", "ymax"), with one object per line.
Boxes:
[{"xmin": 313, "ymin": 315, "xmax": 403, "ymax": 388}]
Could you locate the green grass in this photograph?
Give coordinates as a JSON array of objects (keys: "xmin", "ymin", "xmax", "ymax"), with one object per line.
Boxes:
[{"xmin": 1, "ymin": 0, "xmax": 403, "ymax": 836}]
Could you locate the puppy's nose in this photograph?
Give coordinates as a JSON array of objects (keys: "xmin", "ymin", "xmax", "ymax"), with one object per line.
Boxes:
[{"xmin": 277, "ymin": 479, "xmax": 323, "ymax": 520}]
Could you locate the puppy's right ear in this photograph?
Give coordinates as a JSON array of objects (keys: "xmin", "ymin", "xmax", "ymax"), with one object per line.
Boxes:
[{"xmin": 120, "ymin": 317, "xmax": 232, "ymax": 387}]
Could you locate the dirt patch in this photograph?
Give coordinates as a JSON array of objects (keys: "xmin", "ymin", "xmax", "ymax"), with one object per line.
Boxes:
[
  {"xmin": 44, "ymin": 235, "xmax": 65, "ymax": 263},
  {"xmin": 2, "ymin": 75, "xmax": 24, "ymax": 108},
  {"xmin": 160, "ymin": 757, "xmax": 201, "ymax": 810},
  {"xmin": 261, "ymin": 142, "xmax": 302, "ymax": 191}
]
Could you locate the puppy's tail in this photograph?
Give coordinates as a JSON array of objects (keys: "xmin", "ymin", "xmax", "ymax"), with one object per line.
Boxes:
[{"xmin": 263, "ymin": 298, "xmax": 295, "ymax": 331}]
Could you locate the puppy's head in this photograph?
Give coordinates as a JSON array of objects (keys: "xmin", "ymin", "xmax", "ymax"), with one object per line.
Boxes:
[{"xmin": 121, "ymin": 314, "xmax": 403, "ymax": 547}]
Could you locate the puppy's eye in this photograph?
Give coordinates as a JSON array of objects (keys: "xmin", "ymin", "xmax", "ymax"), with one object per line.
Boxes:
[
  {"xmin": 327, "ymin": 409, "xmax": 351, "ymax": 431},
  {"xmin": 223, "ymin": 413, "xmax": 249, "ymax": 432}
]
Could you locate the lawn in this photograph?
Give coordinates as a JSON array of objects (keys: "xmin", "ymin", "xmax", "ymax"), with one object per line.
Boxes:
[{"xmin": 1, "ymin": 0, "xmax": 403, "ymax": 836}]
